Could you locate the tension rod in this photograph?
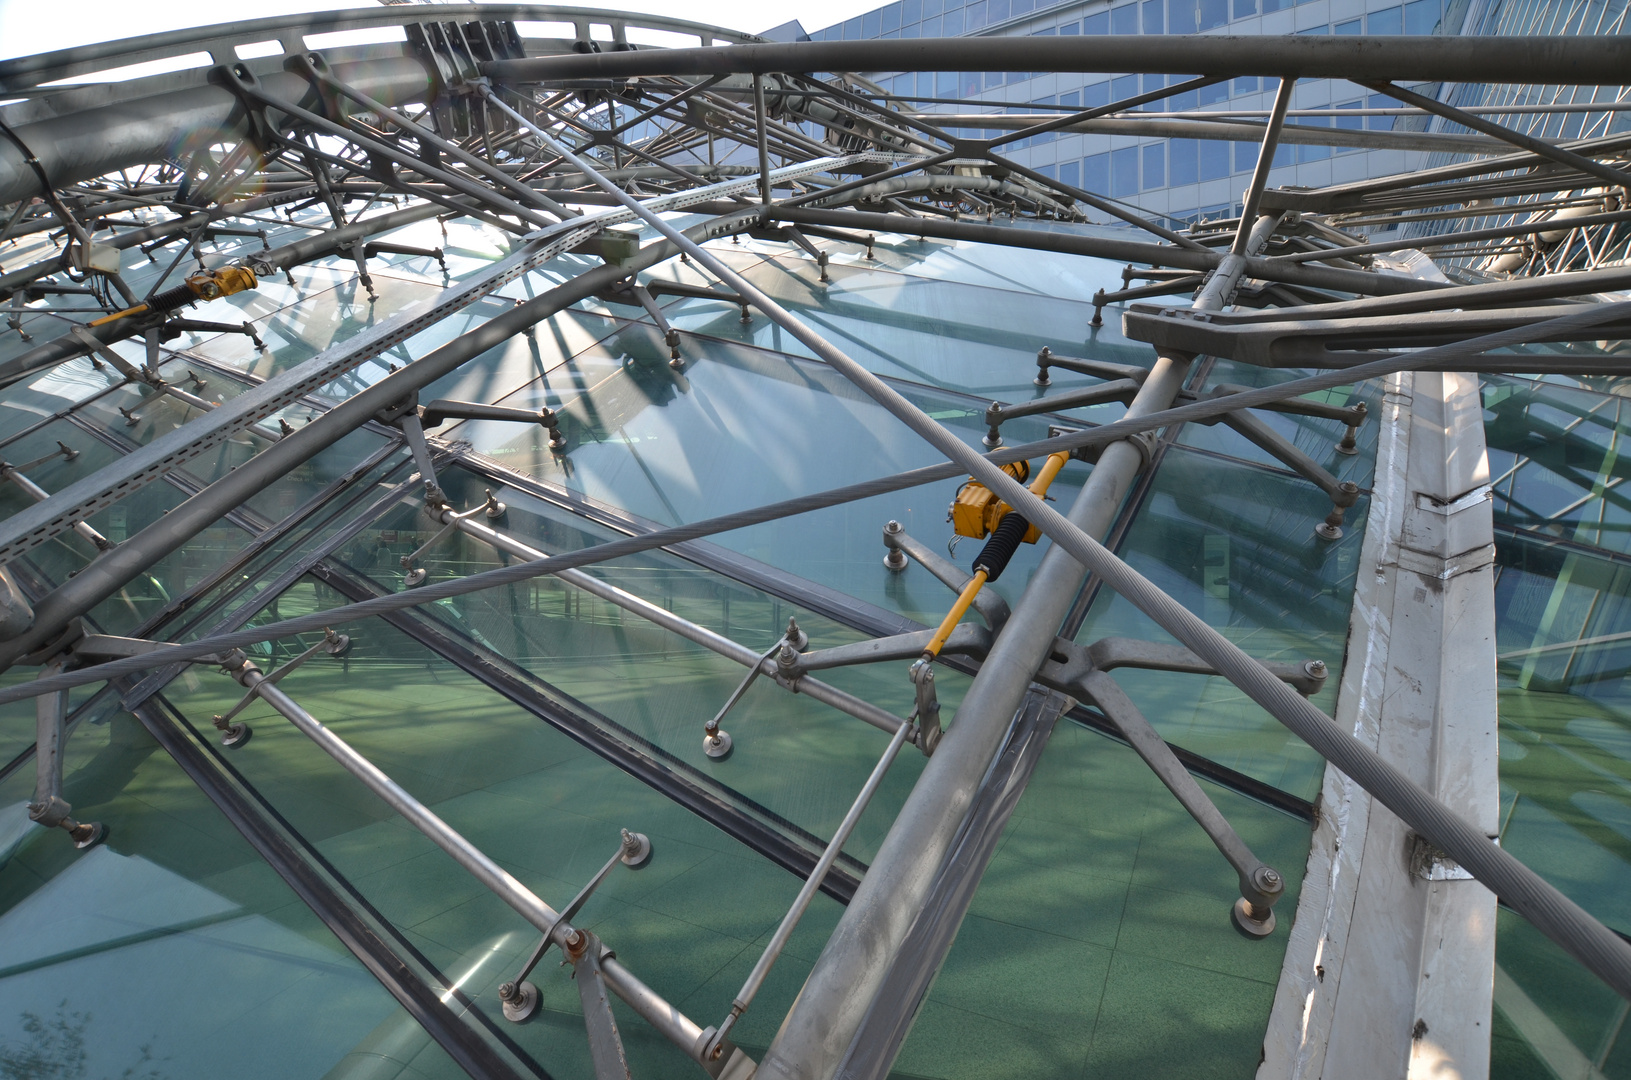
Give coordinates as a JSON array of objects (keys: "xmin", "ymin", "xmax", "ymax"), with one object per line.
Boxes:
[
  {"xmin": 922, "ymin": 451, "xmax": 1070, "ymax": 661},
  {"xmin": 497, "ymin": 827, "xmax": 653, "ymax": 1023}
]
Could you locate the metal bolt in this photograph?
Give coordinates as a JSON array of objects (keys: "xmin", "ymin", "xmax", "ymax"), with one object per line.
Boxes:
[
  {"xmin": 499, "ymin": 982, "xmax": 519, "ymax": 1002},
  {"xmin": 1263, "ymin": 868, "xmax": 1281, "ymax": 887},
  {"xmin": 565, "ymin": 930, "xmax": 583, "ymax": 949},
  {"xmin": 1304, "ymin": 659, "xmax": 1328, "ymax": 679},
  {"xmin": 704, "ymin": 719, "xmax": 720, "ymax": 737}
]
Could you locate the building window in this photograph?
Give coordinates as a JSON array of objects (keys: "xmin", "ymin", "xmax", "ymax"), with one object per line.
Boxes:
[
  {"xmin": 1112, "ymin": 74, "xmax": 1139, "ymax": 101},
  {"xmin": 1404, "ymin": 0, "xmax": 1440, "ymax": 33},
  {"xmin": 1335, "ymin": 17, "xmax": 1361, "ymax": 33},
  {"xmin": 1111, "ymin": 146, "xmax": 1139, "ymax": 195},
  {"xmin": 1142, "ymin": 142, "xmax": 1165, "ymax": 188},
  {"xmin": 1234, "ymin": 76, "xmax": 1258, "ymax": 94},
  {"xmin": 1234, "ymin": 141, "xmax": 1257, "ymax": 172},
  {"xmin": 1367, "ymin": 6, "xmax": 1402, "ymax": 33},
  {"xmin": 1084, "ymin": 151, "xmax": 1110, "ymax": 193},
  {"xmin": 1335, "ymin": 100, "xmax": 1362, "ymax": 150},
  {"xmin": 1170, "ymin": 138, "xmax": 1198, "ymax": 184},
  {"xmin": 1367, "ymin": 92, "xmax": 1395, "ymax": 129},
  {"xmin": 1059, "ymin": 19, "xmax": 1081, "ymax": 32},
  {"xmin": 843, "ymin": 16, "xmax": 862, "ymax": 38},
  {"xmin": 1298, "ymin": 119, "xmax": 1330, "ymax": 162},
  {"xmin": 1233, "ymin": 0, "xmax": 1257, "ymax": 17},
  {"xmin": 1112, "ymin": 4, "xmax": 1139, "ymax": 32},
  {"xmin": 1084, "ymin": 10, "xmax": 1109, "ymax": 32},
  {"xmin": 1199, "ymin": 139, "xmax": 1230, "ymax": 179},
  {"xmin": 1085, "ymin": 81, "xmax": 1110, "ymax": 107},
  {"xmin": 944, "ymin": 7, "xmax": 964, "ymax": 34},
  {"xmin": 1168, "ymin": 0, "xmax": 1197, "ymax": 33},
  {"xmin": 1199, "ymin": 0, "xmax": 1229, "ymax": 30},
  {"xmin": 1143, "ymin": 0, "xmax": 1164, "ymax": 31},
  {"xmin": 1060, "ymin": 159, "xmax": 1081, "ymax": 187}
]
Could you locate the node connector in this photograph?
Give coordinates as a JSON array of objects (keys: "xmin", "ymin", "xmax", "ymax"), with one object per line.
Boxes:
[
  {"xmin": 498, "ymin": 980, "xmax": 539, "ymax": 1022},
  {"xmin": 1315, "ymin": 481, "xmax": 1361, "ymax": 541},
  {"xmin": 1335, "ymin": 401, "xmax": 1369, "ymax": 456},
  {"xmin": 882, "ymin": 520, "xmax": 909, "ymax": 572},
  {"xmin": 620, "ymin": 827, "xmax": 653, "ymax": 868},
  {"xmin": 1231, "ymin": 865, "xmax": 1284, "ymax": 938},
  {"xmin": 783, "ymin": 616, "xmax": 809, "ymax": 653}
]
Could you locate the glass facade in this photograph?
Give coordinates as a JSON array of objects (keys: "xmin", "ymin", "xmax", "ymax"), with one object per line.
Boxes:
[
  {"xmin": 1484, "ymin": 374, "xmax": 1631, "ymax": 1078},
  {"xmin": 0, "ymin": 199, "xmax": 1381, "ymax": 1078}
]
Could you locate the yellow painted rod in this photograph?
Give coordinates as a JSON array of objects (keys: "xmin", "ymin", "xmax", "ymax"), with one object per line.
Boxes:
[{"xmin": 924, "ymin": 569, "xmax": 987, "ymax": 659}]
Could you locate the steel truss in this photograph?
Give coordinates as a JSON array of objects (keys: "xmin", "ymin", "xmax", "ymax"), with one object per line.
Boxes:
[{"xmin": 2, "ymin": 8, "xmax": 1630, "ymax": 1080}]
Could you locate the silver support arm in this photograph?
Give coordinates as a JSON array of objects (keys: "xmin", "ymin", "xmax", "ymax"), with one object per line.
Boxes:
[
  {"xmin": 705, "ymin": 718, "xmax": 912, "ymax": 1062},
  {"xmin": 1078, "ymin": 668, "xmax": 1285, "ymax": 934},
  {"xmin": 881, "ymin": 521, "xmax": 1010, "ymax": 629},
  {"xmin": 27, "ymin": 656, "xmax": 104, "ymax": 848}
]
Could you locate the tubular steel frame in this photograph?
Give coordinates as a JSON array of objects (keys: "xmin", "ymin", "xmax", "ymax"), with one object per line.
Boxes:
[{"xmin": 3, "ymin": 8, "xmax": 1631, "ymax": 1080}]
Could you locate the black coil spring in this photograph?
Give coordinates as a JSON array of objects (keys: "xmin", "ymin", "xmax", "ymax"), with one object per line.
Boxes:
[
  {"xmin": 148, "ymin": 284, "xmax": 196, "ymax": 313},
  {"xmin": 972, "ymin": 511, "xmax": 1030, "ymax": 583}
]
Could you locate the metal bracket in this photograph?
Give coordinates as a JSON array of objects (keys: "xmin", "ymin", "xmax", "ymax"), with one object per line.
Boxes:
[
  {"xmin": 881, "ymin": 520, "xmax": 1010, "ymax": 629},
  {"xmin": 212, "ymin": 629, "xmax": 350, "ymax": 747},
  {"xmin": 706, "ymin": 620, "xmax": 804, "ymax": 759},
  {"xmin": 569, "ymin": 932, "xmax": 633, "ymax": 1080},
  {"xmin": 1077, "ymin": 667, "xmax": 1285, "ymax": 936},
  {"xmin": 909, "ymin": 658, "xmax": 942, "ymax": 754},
  {"xmin": 420, "ymin": 398, "xmax": 567, "ymax": 452},
  {"xmin": 402, "ymin": 493, "xmax": 506, "ymax": 586},
  {"xmin": 396, "ymin": 408, "xmax": 444, "ymax": 507},
  {"xmin": 26, "ymin": 656, "xmax": 105, "ymax": 850},
  {"xmin": 498, "ymin": 827, "xmax": 653, "ymax": 1024}
]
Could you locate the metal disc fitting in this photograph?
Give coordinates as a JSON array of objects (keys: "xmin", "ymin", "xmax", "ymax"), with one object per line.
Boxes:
[
  {"xmin": 620, "ymin": 828, "xmax": 653, "ymax": 868},
  {"xmin": 499, "ymin": 980, "xmax": 539, "ymax": 1022},
  {"xmin": 1231, "ymin": 896, "xmax": 1277, "ymax": 938},
  {"xmin": 703, "ymin": 720, "xmax": 733, "ymax": 760}
]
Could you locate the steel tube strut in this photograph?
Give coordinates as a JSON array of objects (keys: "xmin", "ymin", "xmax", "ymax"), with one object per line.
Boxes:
[
  {"xmin": 0, "ymin": 58, "xmax": 435, "ymax": 204},
  {"xmin": 482, "ymin": 34, "xmax": 1631, "ymax": 84}
]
